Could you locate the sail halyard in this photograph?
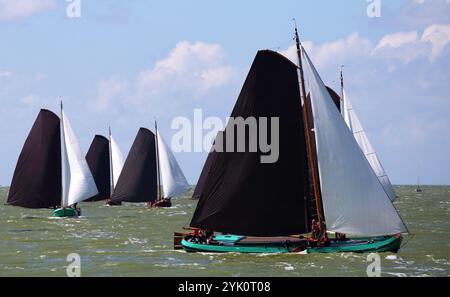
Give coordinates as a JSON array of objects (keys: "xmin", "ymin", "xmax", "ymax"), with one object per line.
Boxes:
[
  {"xmin": 294, "ymin": 25, "xmax": 326, "ymax": 234},
  {"xmin": 109, "ymin": 127, "xmax": 115, "ymax": 193},
  {"xmin": 60, "ymin": 101, "xmax": 68, "ymax": 208},
  {"xmin": 301, "ymin": 47, "xmax": 408, "ymax": 236},
  {"xmin": 155, "ymin": 121, "xmax": 162, "ymax": 201}
]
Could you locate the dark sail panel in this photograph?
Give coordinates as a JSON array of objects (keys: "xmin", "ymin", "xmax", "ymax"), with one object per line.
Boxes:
[
  {"xmin": 326, "ymin": 86, "xmax": 341, "ymax": 111},
  {"xmin": 192, "ymin": 146, "xmax": 217, "ymax": 200},
  {"xmin": 7, "ymin": 109, "xmax": 61, "ymax": 209},
  {"xmin": 190, "ymin": 50, "xmax": 310, "ymax": 236},
  {"xmin": 85, "ymin": 135, "xmax": 111, "ymax": 201},
  {"xmin": 110, "ymin": 128, "xmax": 157, "ymax": 203}
]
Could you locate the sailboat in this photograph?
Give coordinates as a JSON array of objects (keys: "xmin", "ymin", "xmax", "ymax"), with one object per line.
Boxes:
[
  {"xmin": 85, "ymin": 135, "xmax": 111, "ymax": 202},
  {"xmin": 415, "ymin": 177, "xmax": 423, "ymax": 192},
  {"xmin": 85, "ymin": 128, "xmax": 125, "ymax": 205},
  {"xmin": 179, "ymin": 26, "xmax": 407, "ymax": 253},
  {"xmin": 109, "ymin": 122, "xmax": 189, "ymax": 207},
  {"xmin": 8, "ymin": 104, "xmax": 99, "ymax": 217},
  {"xmin": 340, "ymin": 71, "xmax": 396, "ymax": 201}
]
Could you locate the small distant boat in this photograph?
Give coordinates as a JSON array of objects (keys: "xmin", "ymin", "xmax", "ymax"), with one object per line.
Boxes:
[
  {"xmin": 85, "ymin": 128, "xmax": 125, "ymax": 205},
  {"xmin": 415, "ymin": 177, "xmax": 423, "ymax": 193},
  {"xmin": 109, "ymin": 122, "xmax": 189, "ymax": 207},
  {"xmin": 8, "ymin": 104, "xmax": 99, "ymax": 217},
  {"xmin": 179, "ymin": 26, "xmax": 407, "ymax": 254}
]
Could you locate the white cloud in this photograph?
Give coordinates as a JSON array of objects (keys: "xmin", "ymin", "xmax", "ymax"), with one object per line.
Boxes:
[
  {"xmin": 421, "ymin": 24, "xmax": 450, "ymax": 57},
  {"xmin": 94, "ymin": 78, "xmax": 128, "ymax": 112},
  {"xmin": 280, "ymin": 23, "xmax": 450, "ymax": 72},
  {"xmin": 375, "ymin": 31, "xmax": 419, "ymax": 49},
  {"xmin": 134, "ymin": 41, "xmax": 237, "ymax": 98},
  {"xmin": 374, "ymin": 24, "xmax": 450, "ymax": 63},
  {"xmin": 0, "ymin": 0, "xmax": 55, "ymax": 20},
  {"xmin": 92, "ymin": 41, "xmax": 238, "ymax": 114},
  {"xmin": 280, "ymin": 33, "xmax": 373, "ymax": 71}
]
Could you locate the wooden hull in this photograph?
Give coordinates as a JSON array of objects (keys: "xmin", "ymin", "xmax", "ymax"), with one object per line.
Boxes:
[
  {"xmin": 106, "ymin": 200, "xmax": 122, "ymax": 206},
  {"xmin": 149, "ymin": 199, "xmax": 172, "ymax": 208},
  {"xmin": 181, "ymin": 234, "xmax": 402, "ymax": 254}
]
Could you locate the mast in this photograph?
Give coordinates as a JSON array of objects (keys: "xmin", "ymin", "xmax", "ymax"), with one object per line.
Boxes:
[
  {"xmin": 60, "ymin": 100, "xmax": 65, "ymax": 209},
  {"xmin": 294, "ymin": 24, "xmax": 326, "ymax": 233},
  {"xmin": 155, "ymin": 120, "xmax": 162, "ymax": 201},
  {"xmin": 109, "ymin": 126, "xmax": 115, "ymax": 193}
]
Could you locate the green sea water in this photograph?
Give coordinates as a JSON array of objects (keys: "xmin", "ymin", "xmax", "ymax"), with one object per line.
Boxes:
[{"xmin": 0, "ymin": 186, "xmax": 449, "ymax": 277}]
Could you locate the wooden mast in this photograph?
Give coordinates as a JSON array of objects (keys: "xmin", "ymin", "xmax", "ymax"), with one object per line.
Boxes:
[
  {"xmin": 108, "ymin": 126, "xmax": 115, "ymax": 193},
  {"xmin": 294, "ymin": 24, "xmax": 326, "ymax": 233},
  {"xmin": 60, "ymin": 100, "xmax": 65, "ymax": 210},
  {"xmin": 154, "ymin": 120, "xmax": 162, "ymax": 201}
]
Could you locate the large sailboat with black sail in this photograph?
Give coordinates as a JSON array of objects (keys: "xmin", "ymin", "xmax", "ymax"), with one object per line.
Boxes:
[
  {"xmin": 8, "ymin": 103, "xmax": 99, "ymax": 217},
  {"xmin": 179, "ymin": 25, "xmax": 408, "ymax": 253}
]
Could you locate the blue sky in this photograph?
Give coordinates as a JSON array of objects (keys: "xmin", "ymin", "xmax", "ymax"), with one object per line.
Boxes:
[{"xmin": 1, "ymin": 0, "xmax": 449, "ymax": 186}]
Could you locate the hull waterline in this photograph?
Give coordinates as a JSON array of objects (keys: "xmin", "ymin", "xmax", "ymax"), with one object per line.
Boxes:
[
  {"xmin": 181, "ymin": 234, "xmax": 402, "ymax": 254},
  {"xmin": 52, "ymin": 207, "xmax": 79, "ymax": 218}
]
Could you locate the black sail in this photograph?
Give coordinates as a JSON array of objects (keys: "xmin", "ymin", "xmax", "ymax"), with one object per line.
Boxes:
[
  {"xmin": 190, "ymin": 50, "xmax": 310, "ymax": 236},
  {"xmin": 110, "ymin": 128, "xmax": 157, "ymax": 203},
  {"xmin": 85, "ymin": 135, "xmax": 111, "ymax": 201},
  {"xmin": 192, "ymin": 146, "xmax": 217, "ymax": 200},
  {"xmin": 326, "ymin": 86, "xmax": 341, "ymax": 111},
  {"xmin": 7, "ymin": 109, "xmax": 61, "ymax": 209}
]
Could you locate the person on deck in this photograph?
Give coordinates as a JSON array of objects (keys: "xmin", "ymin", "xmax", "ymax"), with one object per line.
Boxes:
[
  {"xmin": 320, "ymin": 233, "xmax": 330, "ymax": 247},
  {"xmin": 336, "ymin": 232, "xmax": 346, "ymax": 241},
  {"xmin": 71, "ymin": 203, "xmax": 81, "ymax": 216},
  {"xmin": 310, "ymin": 219, "xmax": 320, "ymax": 240}
]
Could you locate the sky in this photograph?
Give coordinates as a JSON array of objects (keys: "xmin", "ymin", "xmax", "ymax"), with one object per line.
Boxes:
[{"xmin": 0, "ymin": 0, "xmax": 449, "ymax": 186}]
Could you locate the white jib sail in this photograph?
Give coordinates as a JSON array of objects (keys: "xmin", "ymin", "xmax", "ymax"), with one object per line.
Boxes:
[
  {"xmin": 342, "ymin": 90, "xmax": 396, "ymax": 201},
  {"xmin": 61, "ymin": 111, "xmax": 99, "ymax": 207},
  {"xmin": 301, "ymin": 48, "xmax": 407, "ymax": 236},
  {"xmin": 110, "ymin": 135, "xmax": 125, "ymax": 188},
  {"xmin": 156, "ymin": 130, "xmax": 189, "ymax": 198}
]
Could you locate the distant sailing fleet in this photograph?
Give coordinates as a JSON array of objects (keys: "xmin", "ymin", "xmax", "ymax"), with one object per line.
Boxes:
[
  {"xmin": 7, "ymin": 103, "xmax": 190, "ymax": 217},
  {"xmin": 6, "ymin": 25, "xmax": 418, "ymax": 254}
]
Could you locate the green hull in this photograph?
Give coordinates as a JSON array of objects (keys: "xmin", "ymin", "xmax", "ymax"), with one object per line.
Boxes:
[
  {"xmin": 181, "ymin": 235, "xmax": 402, "ymax": 254},
  {"xmin": 307, "ymin": 235, "xmax": 402, "ymax": 253},
  {"xmin": 52, "ymin": 208, "xmax": 79, "ymax": 218}
]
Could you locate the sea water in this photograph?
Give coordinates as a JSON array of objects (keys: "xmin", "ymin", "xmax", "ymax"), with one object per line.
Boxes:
[{"xmin": 0, "ymin": 186, "xmax": 448, "ymax": 277}]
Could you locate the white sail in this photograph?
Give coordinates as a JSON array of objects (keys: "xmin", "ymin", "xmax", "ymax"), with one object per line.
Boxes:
[
  {"xmin": 61, "ymin": 111, "xmax": 98, "ymax": 207},
  {"xmin": 301, "ymin": 48, "xmax": 407, "ymax": 236},
  {"xmin": 342, "ymin": 90, "xmax": 396, "ymax": 201},
  {"xmin": 110, "ymin": 134, "xmax": 125, "ymax": 188},
  {"xmin": 156, "ymin": 130, "xmax": 189, "ymax": 198}
]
